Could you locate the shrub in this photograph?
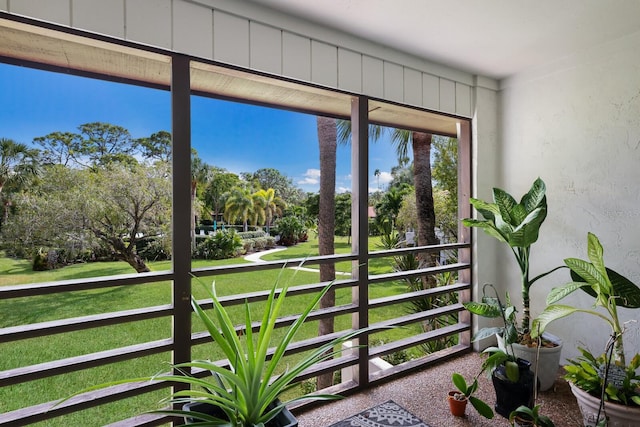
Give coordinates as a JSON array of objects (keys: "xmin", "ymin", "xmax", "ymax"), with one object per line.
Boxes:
[
  {"xmin": 137, "ymin": 236, "xmax": 171, "ymax": 261},
  {"xmin": 193, "ymin": 230, "xmax": 243, "ymax": 260},
  {"xmin": 273, "ymin": 216, "xmax": 306, "ymax": 246},
  {"xmin": 237, "ymin": 230, "xmax": 267, "ymax": 239}
]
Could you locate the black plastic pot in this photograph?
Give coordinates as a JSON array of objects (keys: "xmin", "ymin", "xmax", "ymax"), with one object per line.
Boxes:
[
  {"xmin": 492, "ymin": 358, "xmax": 536, "ymax": 418},
  {"xmin": 183, "ymin": 400, "xmax": 298, "ymax": 426}
]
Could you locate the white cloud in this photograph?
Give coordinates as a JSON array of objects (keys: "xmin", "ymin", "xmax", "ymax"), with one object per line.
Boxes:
[
  {"xmin": 377, "ymin": 171, "xmax": 393, "ymax": 185},
  {"xmin": 297, "ymin": 168, "xmax": 320, "ymax": 185},
  {"xmin": 337, "ymin": 186, "xmax": 351, "ymax": 193}
]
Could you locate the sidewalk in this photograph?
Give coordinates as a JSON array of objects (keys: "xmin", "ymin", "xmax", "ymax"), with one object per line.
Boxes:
[{"xmin": 243, "ymin": 246, "xmax": 351, "ymax": 276}]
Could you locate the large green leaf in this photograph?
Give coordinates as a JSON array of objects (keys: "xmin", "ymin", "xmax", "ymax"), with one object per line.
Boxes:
[
  {"xmin": 520, "ymin": 178, "xmax": 547, "ymax": 213},
  {"xmin": 508, "ymin": 207, "xmax": 546, "ymax": 248},
  {"xmin": 461, "ymin": 219, "xmax": 508, "ymax": 244},
  {"xmin": 451, "ymin": 372, "xmax": 467, "ymax": 394},
  {"xmin": 531, "ymin": 305, "xmax": 581, "ymax": 338},
  {"xmin": 545, "ymin": 281, "xmax": 589, "ymax": 305},
  {"xmin": 471, "ymin": 326, "xmax": 504, "ymax": 342},
  {"xmin": 463, "ymin": 301, "xmax": 501, "ymax": 318},
  {"xmin": 572, "ymin": 267, "xmax": 640, "ymax": 308},
  {"xmin": 493, "ymin": 187, "xmax": 518, "ymax": 225},
  {"xmin": 468, "ymin": 197, "xmax": 500, "ymax": 221},
  {"xmin": 565, "ymin": 257, "xmax": 609, "ymax": 291},
  {"xmin": 469, "ymin": 396, "xmax": 494, "ymax": 419}
]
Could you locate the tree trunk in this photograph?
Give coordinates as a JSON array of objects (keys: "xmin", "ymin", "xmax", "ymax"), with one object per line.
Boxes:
[
  {"xmin": 102, "ymin": 233, "xmax": 151, "ymax": 273},
  {"xmin": 412, "ymin": 132, "xmax": 438, "ymax": 279},
  {"xmin": 316, "ymin": 116, "xmax": 337, "ymax": 390},
  {"xmin": 191, "ymin": 180, "xmax": 197, "ymax": 251},
  {"xmin": 121, "ymin": 250, "xmax": 151, "ymax": 273}
]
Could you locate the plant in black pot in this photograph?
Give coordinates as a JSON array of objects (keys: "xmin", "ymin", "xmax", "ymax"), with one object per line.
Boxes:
[
  {"xmin": 161, "ymin": 275, "xmax": 371, "ymax": 426},
  {"xmin": 464, "ymin": 284, "xmax": 536, "ymax": 418},
  {"xmin": 532, "ymin": 232, "xmax": 640, "ymax": 426},
  {"xmin": 463, "ymin": 178, "xmax": 564, "ymax": 391},
  {"xmin": 58, "ymin": 271, "xmax": 371, "ymax": 426}
]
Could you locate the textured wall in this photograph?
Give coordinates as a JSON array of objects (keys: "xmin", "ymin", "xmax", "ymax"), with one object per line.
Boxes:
[
  {"xmin": 498, "ymin": 31, "xmax": 640, "ymax": 361},
  {"xmin": 0, "ymin": 0, "xmax": 501, "ymax": 118}
]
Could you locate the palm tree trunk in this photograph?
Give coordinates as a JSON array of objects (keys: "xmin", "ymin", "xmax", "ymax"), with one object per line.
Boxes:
[
  {"xmin": 412, "ymin": 132, "xmax": 438, "ymax": 278},
  {"xmin": 317, "ymin": 116, "xmax": 337, "ymax": 390}
]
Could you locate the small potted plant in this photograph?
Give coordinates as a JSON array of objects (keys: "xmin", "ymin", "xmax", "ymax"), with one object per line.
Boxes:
[
  {"xmin": 509, "ymin": 404, "xmax": 555, "ymax": 427},
  {"xmin": 532, "ymin": 232, "xmax": 640, "ymax": 426},
  {"xmin": 464, "ymin": 285, "xmax": 536, "ymax": 418},
  {"xmin": 448, "ymin": 371, "xmax": 494, "ymax": 418},
  {"xmin": 463, "ymin": 177, "xmax": 564, "ymax": 391}
]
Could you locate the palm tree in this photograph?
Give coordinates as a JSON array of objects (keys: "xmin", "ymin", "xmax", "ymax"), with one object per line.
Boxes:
[
  {"xmin": 374, "ymin": 168, "xmax": 381, "ymax": 189},
  {"xmin": 191, "ymin": 151, "xmax": 211, "ymax": 249},
  {"xmin": 316, "ymin": 115, "xmax": 337, "ymax": 390},
  {"xmin": 390, "ymin": 130, "xmax": 439, "ymax": 271},
  {"xmin": 224, "ymin": 186, "xmax": 254, "ymax": 232},
  {"xmin": 253, "ymin": 188, "xmax": 285, "ymax": 233},
  {"xmin": 0, "ymin": 138, "xmax": 40, "ymax": 226}
]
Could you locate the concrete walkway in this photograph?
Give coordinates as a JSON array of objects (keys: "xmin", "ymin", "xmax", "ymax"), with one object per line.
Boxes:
[{"xmin": 244, "ymin": 246, "xmax": 351, "ymax": 276}]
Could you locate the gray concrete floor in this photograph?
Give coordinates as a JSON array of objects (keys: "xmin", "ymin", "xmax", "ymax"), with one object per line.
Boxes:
[{"xmin": 294, "ymin": 352, "xmax": 582, "ymax": 426}]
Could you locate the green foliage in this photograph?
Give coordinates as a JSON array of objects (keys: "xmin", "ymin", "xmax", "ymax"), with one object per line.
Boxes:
[
  {"xmin": 564, "ymin": 347, "xmax": 640, "ymax": 407},
  {"xmin": 334, "ymin": 192, "xmax": 352, "ymax": 236},
  {"xmin": 194, "ymin": 230, "xmax": 243, "ymax": 260},
  {"xmin": 451, "ymin": 372, "xmax": 494, "ymax": 419},
  {"xmin": 509, "ymin": 404, "xmax": 555, "ymax": 427},
  {"xmin": 533, "ymin": 233, "xmax": 640, "ymax": 369},
  {"xmin": 463, "ymin": 177, "xmax": 556, "ymax": 333},
  {"xmin": 273, "ymin": 216, "xmax": 306, "ymax": 246},
  {"xmin": 32, "ymin": 248, "xmax": 48, "ymax": 271},
  {"xmin": 147, "ymin": 274, "xmax": 367, "ymax": 426}
]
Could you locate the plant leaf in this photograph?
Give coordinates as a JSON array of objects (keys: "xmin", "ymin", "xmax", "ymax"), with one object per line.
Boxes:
[{"xmin": 469, "ymin": 396, "xmax": 494, "ymax": 419}]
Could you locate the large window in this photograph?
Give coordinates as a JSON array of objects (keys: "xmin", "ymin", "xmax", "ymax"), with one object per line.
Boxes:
[{"xmin": 0, "ymin": 16, "xmax": 470, "ymax": 426}]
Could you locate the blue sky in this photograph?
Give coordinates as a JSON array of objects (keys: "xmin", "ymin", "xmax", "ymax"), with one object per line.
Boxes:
[{"xmin": 0, "ymin": 62, "xmax": 399, "ymax": 193}]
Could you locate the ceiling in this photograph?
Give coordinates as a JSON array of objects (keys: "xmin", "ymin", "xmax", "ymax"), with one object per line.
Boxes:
[{"xmin": 249, "ymin": 0, "xmax": 640, "ymax": 80}]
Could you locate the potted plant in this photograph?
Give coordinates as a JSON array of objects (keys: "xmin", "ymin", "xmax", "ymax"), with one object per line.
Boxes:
[
  {"xmin": 463, "ymin": 177, "xmax": 563, "ymax": 391},
  {"xmin": 509, "ymin": 404, "xmax": 555, "ymax": 427},
  {"xmin": 59, "ymin": 272, "xmax": 371, "ymax": 426},
  {"xmin": 448, "ymin": 371, "xmax": 494, "ymax": 418},
  {"xmin": 464, "ymin": 285, "xmax": 536, "ymax": 418},
  {"xmin": 532, "ymin": 232, "xmax": 640, "ymax": 426}
]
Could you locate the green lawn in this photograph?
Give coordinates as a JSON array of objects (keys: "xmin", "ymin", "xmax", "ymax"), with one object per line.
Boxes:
[{"xmin": 0, "ymin": 237, "xmax": 424, "ymax": 426}]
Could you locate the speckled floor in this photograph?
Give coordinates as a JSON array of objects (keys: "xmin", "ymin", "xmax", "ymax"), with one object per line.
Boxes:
[{"xmin": 294, "ymin": 352, "xmax": 582, "ymax": 427}]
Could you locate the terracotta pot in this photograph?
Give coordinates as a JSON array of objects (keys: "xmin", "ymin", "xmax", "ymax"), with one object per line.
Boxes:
[
  {"xmin": 570, "ymin": 382, "xmax": 640, "ymax": 427},
  {"xmin": 447, "ymin": 391, "xmax": 468, "ymax": 417}
]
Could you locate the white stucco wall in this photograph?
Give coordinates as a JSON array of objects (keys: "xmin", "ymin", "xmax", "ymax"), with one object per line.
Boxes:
[{"xmin": 498, "ymin": 31, "xmax": 640, "ymax": 362}]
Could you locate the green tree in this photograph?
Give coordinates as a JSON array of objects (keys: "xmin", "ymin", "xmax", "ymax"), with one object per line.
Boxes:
[
  {"xmin": 190, "ymin": 151, "xmax": 212, "ymax": 249},
  {"xmin": 136, "ymin": 130, "xmax": 172, "ymax": 163},
  {"xmin": 78, "ymin": 122, "xmax": 137, "ymax": 166},
  {"xmin": 204, "ymin": 171, "xmax": 241, "ymax": 223},
  {"xmin": 253, "ymin": 188, "xmax": 285, "ymax": 232},
  {"xmin": 0, "ymin": 138, "xmax": 40, "ymax": 226},
  {"xmin": 85, "ymin": 163, "xmax": 171, "ymax": 272},
  {"xmin": 242, "ymin": 167, "xmax": 304, "ymax": 206},
  {"xmin": 224, "ymin": 186, "xmax": 254, "ymax": 232},
  {"xmin": 33, "ymin": 131, "xmax": 83, "ymax": 166},
  {"xmin": 374, "ymin": 185, "xmax": 411, "ymax": 228},
  {"xmin": 334, "ymin": 192, "xmax": 351, "ymax": 237},
  {"xmin": 432, "ymin": 136, "xmax": 458, "ymax": 242}
]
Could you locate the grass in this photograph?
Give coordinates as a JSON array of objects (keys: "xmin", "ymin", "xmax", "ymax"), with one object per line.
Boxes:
[{"xmin": 0, "ymin": 236, "xmax": 432, "ymax": 426}]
